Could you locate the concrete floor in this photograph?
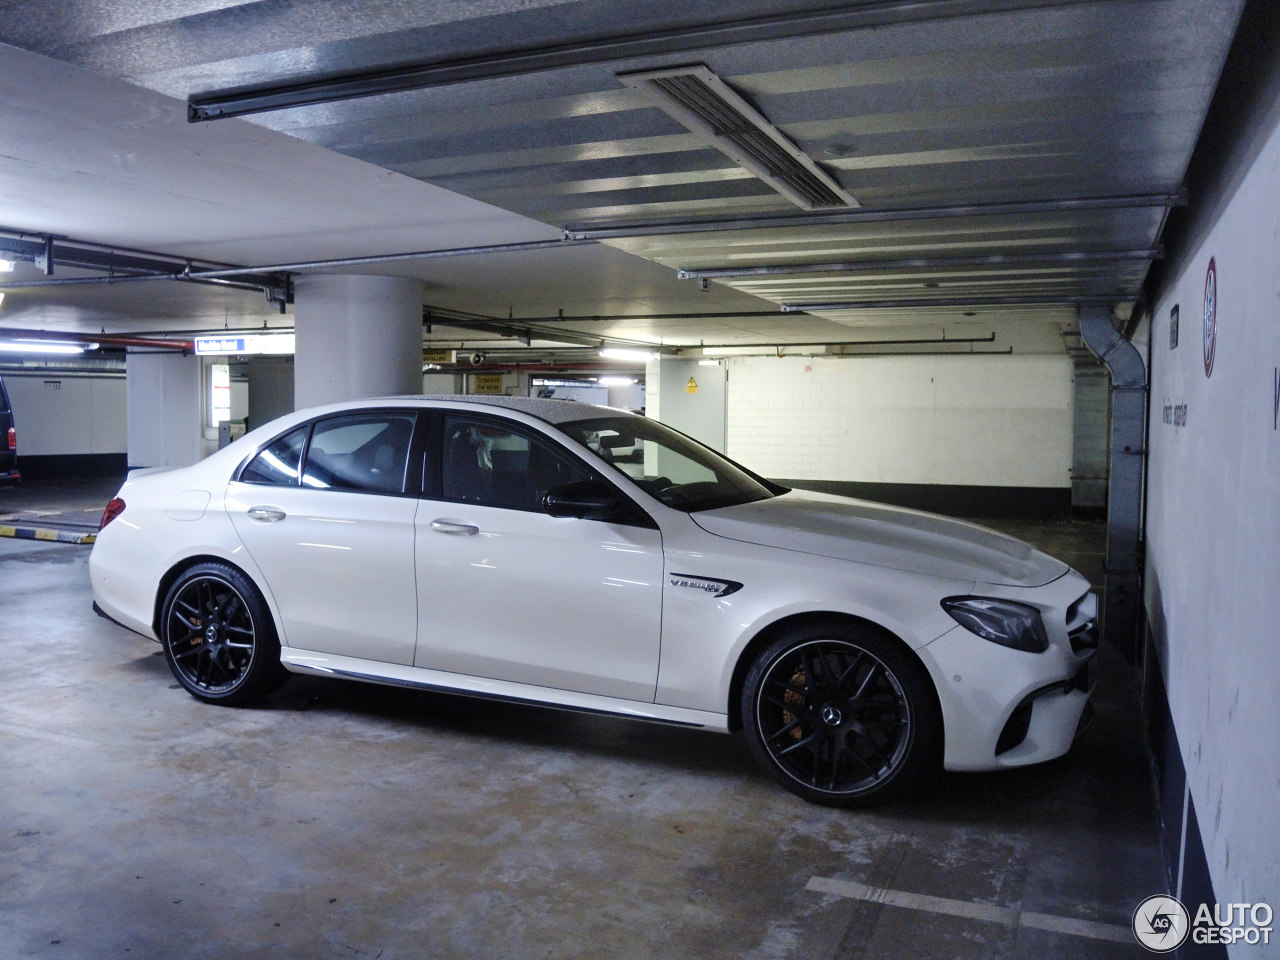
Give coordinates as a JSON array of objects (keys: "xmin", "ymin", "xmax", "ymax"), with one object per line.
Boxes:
[{"xmin": 1, "ymin": 479, "xmax": 1166, "ymax": 959}]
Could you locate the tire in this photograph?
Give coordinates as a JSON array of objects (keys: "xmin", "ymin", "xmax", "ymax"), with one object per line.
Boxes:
[
  {"xmin": 741, "ymin": 621, "xmax": 940, "ymax": 806},
  {"xmin": 160, "ymin": 562, "xmax": 289, "ymax": 705}
]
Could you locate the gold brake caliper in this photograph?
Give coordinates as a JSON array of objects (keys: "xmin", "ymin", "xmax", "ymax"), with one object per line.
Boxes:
[{"xmin": 783, "ymin": 667, "xmax": 807, "ymax": 740}]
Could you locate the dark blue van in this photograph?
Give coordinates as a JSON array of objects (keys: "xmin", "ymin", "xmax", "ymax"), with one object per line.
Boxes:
[{"xmin": 0, "ymin": 374, "xmax": 18, "ymax": 483}]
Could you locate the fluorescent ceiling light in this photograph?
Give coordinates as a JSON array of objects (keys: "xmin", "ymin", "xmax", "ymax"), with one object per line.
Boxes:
[
  {"xmin": 595, "ymin": 376, "xmax": 637, "ymax": 386},
  {"xmin": 0, "ymin": 259, "xmax": 14, "ymax": 272},
  {"xmin": 599, "ymin": 348, "xmax": 657, "ymax": 362},
  {"xmin": 0, "ymin": 339, "xmax": 92, "ymax": 355},
  {"xmin": 698, "ymin": 359, "xmax": 722, "ymax": 366},
  {"xmin": 619, "ymin": 65, "xmax": 856, "ymax": 211}
]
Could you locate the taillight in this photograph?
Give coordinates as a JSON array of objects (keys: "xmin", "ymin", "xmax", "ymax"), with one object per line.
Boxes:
[
  {"xmin": 99, "ymin": 497, "xmax": 126, "ymax": 531},
  {"xmin": 5, "ymin": 427, "xmax": 12, "ymax": 452}
]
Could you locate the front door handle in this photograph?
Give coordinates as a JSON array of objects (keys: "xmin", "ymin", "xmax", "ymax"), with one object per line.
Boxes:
[
  {"xmin": 247, "ymin": 505, "xmax": 287, "ymax": 523},
  {"xmin": 430, "ymin": 518, "xmax": 479, "ymax": 536}
]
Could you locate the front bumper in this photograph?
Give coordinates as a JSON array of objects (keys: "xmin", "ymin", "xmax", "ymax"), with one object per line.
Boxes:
[{"xmin": 918, "ymin": 571, "xmax": 1098, "ymax": 771}]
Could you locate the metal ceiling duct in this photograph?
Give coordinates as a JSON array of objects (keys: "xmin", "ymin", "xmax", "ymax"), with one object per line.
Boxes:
[{"xmin": 618, "ymin": 65, "xmax": 856, "ymax": 211}]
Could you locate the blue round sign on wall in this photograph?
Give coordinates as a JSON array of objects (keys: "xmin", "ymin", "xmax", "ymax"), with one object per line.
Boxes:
[{"xmin": 1203, "ymin": 257, "xmax": 1217, "ymax": 378}]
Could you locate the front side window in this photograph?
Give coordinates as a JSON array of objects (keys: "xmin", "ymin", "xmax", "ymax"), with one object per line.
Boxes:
[
  {"xmin": 559, "ymin": 416, "xmax": 776, "ymax": 512},
  {"xmin": 302, "ymin": 414, "xmax": 415, "ymax": 494},
  {"xmin": 240, "ymin": 425, "xmax": 308, "ymax": 486},
  {"xmin": 441, "ymin": 415, "xmax": 591, "ymax": 511}
]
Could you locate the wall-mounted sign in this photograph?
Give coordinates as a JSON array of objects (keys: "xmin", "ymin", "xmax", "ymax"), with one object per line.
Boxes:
[
  {"xmin": 472, "ymin": 373, "xmax": 504, "ymax": 395},
  {"xmin": 686, "ymin": 377, "xmax": 699, "ymax": 393},
  {"xmin": 422, "ymin": 349, "xmax": 453, "ymax": 363},
  {"xmin": 211, "ymin": 363, "xmax": 231, "ymax": 425},
  {"xmin": 195, "ymin": 333, "xmax": 295, "ymax": 356},
  {"xmin": 1169, "ymin": 304, "xmax": 1179, "ymax": 350},
  {"xmin": 1203, "ymin": 258, "xmax": 1217, "ymax": 377}
]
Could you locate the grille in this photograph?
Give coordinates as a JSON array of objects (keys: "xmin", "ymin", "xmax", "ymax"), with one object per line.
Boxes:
[{"xmin": 1066, "ymin": 591, "xmax": 1099, "ymax": 655}]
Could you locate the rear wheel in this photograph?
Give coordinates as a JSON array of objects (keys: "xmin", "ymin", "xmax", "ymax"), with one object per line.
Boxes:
[
  {"xmin": 741, "ymin": 622, "xmax": 940, "ymax": 805},
  {"xmin": 160, "ymin": 562, "xmax": 288, "ymax": 705}
]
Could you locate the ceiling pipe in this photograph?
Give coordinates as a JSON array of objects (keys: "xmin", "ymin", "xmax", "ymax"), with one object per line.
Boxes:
[
  {"xmin": 0, "ymin": 232, "xmax": 285, "ymax": 292},
  {"xmin": 0, "ymin": 327, "xmax": 193, "ymax": 351},
  {"xmin": 691, "ymin": 332, "xmax": 996, "ymax": 350},
  {"xmin": 782, "ymin": 294, "xmax": 1121, "ymax": 311},
  {"xmin": 564, "ymin": 192, "xmax": 1187, "ymax": 240},
  {"xmin": 185, "ymin": 237, "xmax": 592, "ymax": 279},
  {"xmin": 188, "ymin": 0, "xmax": 1108, "ymax": 122},
  {"xmin": 0, "ymin": 272, "xmax": 281, "ymax": 298},
  {"xmin": 678, "ymin": 248, "xmax": 1164, "ymax": 280}
]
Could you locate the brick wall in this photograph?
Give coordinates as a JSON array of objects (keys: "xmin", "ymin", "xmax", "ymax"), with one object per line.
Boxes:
[{"xmin": 725, "ymin": 353, "xmax": 1073, "ymax": 489}]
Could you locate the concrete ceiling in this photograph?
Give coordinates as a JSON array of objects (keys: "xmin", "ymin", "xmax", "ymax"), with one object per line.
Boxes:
[{"xmin": 0, "ymin": 0, "xmax": 1248, "ymax": 359}]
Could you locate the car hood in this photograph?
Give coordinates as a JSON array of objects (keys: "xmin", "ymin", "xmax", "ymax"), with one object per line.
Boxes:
[{"xmin": 690, "ymin": 490, "xmax": 1068, "ymax": 587}]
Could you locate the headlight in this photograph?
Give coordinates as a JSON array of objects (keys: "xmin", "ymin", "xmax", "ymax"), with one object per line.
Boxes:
[{"xmin": 941, "ymin": 597, "xmax": 1049, "ymax": 653}]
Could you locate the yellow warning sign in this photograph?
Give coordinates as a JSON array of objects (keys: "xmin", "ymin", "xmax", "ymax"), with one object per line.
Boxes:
[
  {"xmin": 422, "ymin": 348, "xmax": 453, "ymax": 363},
  {"xmin": 472, "ymin": 374, "xmax": 504, "ymax": 395},
  {"xmin": 686, "ymin": 377, "xmax": 699, "ymax": 394}
]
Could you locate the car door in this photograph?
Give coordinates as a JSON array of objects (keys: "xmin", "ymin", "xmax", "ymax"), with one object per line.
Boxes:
[
  {"xmin": 413, "ymin": 412, "xmax": 664, "ymax": 702},
  {"xmin": 226, "ymin": 410, "xmax": 422, "ymax": 664}
]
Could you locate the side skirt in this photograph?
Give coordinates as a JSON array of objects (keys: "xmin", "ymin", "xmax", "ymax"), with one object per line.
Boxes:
[{"xmin": 279, "ymin": 649, "xmax": 730, "ymax": 732}]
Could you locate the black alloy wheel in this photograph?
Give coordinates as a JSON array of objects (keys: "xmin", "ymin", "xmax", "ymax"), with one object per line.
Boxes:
[
  {"xmin": 742, "ymin": 624, "xmax": 939, "ymax": 805},
  {"xmin": 160, "ymin": 562, "xmax": 287, "ymax": 705}
]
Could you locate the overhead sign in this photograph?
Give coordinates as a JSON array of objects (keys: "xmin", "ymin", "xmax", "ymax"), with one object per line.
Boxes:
[
  {"xmin": 422, "ymin": 349, "xmax": 453, "ymax": 363},
  {"xmin": 195, "ymin": 334, "xmax": 296, "ymax": 356}
]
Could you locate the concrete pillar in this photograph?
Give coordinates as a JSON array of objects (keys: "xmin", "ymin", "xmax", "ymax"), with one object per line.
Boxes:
[
  {"xmin": 293, "ymin": 274, "xmax": 423, "ymax": 409},
  {"xmin": 126, "ymin": 350, "xmax": 206, "ymax": 469},
  {"xmin": 645, "ymin": 356, "xmax": 727, "ymax": 451}
]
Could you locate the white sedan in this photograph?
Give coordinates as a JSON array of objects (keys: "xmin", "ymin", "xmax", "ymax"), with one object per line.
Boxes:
[{"xmin": 90, "ymin": 396, "xmax": 1097, "ymax": 805}]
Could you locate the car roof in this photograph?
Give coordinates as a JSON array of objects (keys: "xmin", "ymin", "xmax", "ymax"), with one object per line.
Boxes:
[{"xmin": 363, "ymin": 394, "xmax": 634, "ymax": 425}]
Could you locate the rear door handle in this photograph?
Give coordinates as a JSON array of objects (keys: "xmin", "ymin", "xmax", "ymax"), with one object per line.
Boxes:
[
  {"xmin": 247, "ymin": 505, "xmax": 286, "ymax": 523},
  {"xmin": 430, "ymin": 519, "xmax": 479, "ymax": 536}
]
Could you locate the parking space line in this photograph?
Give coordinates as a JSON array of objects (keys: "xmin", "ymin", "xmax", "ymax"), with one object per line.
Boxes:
[{"xmin": 805, "ymin": 876, "xmax": 1133, "ymax": 944}]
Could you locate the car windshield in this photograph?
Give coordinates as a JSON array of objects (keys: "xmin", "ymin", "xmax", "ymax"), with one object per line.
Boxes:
[{"xmin": 559, "ymin": 416, "xmax": 776, "ymax": 512}]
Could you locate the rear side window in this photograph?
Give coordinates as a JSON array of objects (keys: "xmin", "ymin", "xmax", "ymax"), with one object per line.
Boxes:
[
  {"xmin": 240, "ymin": 426, "xmax": 308, "ymax": 485},
  {"xmin": 0, "ymin": 375, "xmax": 9, "ymax": 413},
  {"xmin": 302, "ymin": 414, "xmax": 415, "ymax": 494}
]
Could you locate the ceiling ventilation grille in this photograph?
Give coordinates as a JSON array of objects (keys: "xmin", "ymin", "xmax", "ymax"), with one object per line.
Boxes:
[{"xmin": 620, "ymin": 65, "xmax": 857, "ymax": 211}]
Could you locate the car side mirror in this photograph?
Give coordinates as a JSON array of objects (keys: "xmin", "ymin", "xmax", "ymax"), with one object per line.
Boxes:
[{"xmin": 542, "ymin": 480, "xmax": 624, "ymax": 521}]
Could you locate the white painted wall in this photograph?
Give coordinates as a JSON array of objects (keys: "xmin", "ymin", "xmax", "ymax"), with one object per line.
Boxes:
[
  {"xmin": 1145, "ymin": 99, "xmax": 1280, "ymax": 923},
  {"xmin": 1, "ymin": 372, "xmax": 126, "ymax": 455},
  {"xmin": 723, "ymin": 354, "xmax": 1073, "ymax": 487}
]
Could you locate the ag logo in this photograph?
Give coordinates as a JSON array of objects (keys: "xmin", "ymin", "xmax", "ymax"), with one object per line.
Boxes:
[{"xmin": 1133, "ymin": 895, "xmax": 1190, "ymax": 952}]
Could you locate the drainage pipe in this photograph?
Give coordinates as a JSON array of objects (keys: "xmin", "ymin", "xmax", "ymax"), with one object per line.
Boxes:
[{"xmin": 1079, "ymin": 304, "xmax": 1147, "ymax": 661}]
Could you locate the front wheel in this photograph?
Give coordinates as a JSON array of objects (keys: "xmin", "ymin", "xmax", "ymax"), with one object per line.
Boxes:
[
  {"xmin": 160, "ymin": 562, "xmax": 288, "ymax": 705},
  {"xmin": 741, "ymin": 623, "xmax": 940, "ymax": 805}
]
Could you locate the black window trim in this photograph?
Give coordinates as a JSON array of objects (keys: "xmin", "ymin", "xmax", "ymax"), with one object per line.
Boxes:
[
  {"xmin": 234, "ymin": 408, "xmax": 427, "ymax": 499},
  {"xmin": 425, "ymin": 409, "xmax": 658, "ymax": 529}
]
